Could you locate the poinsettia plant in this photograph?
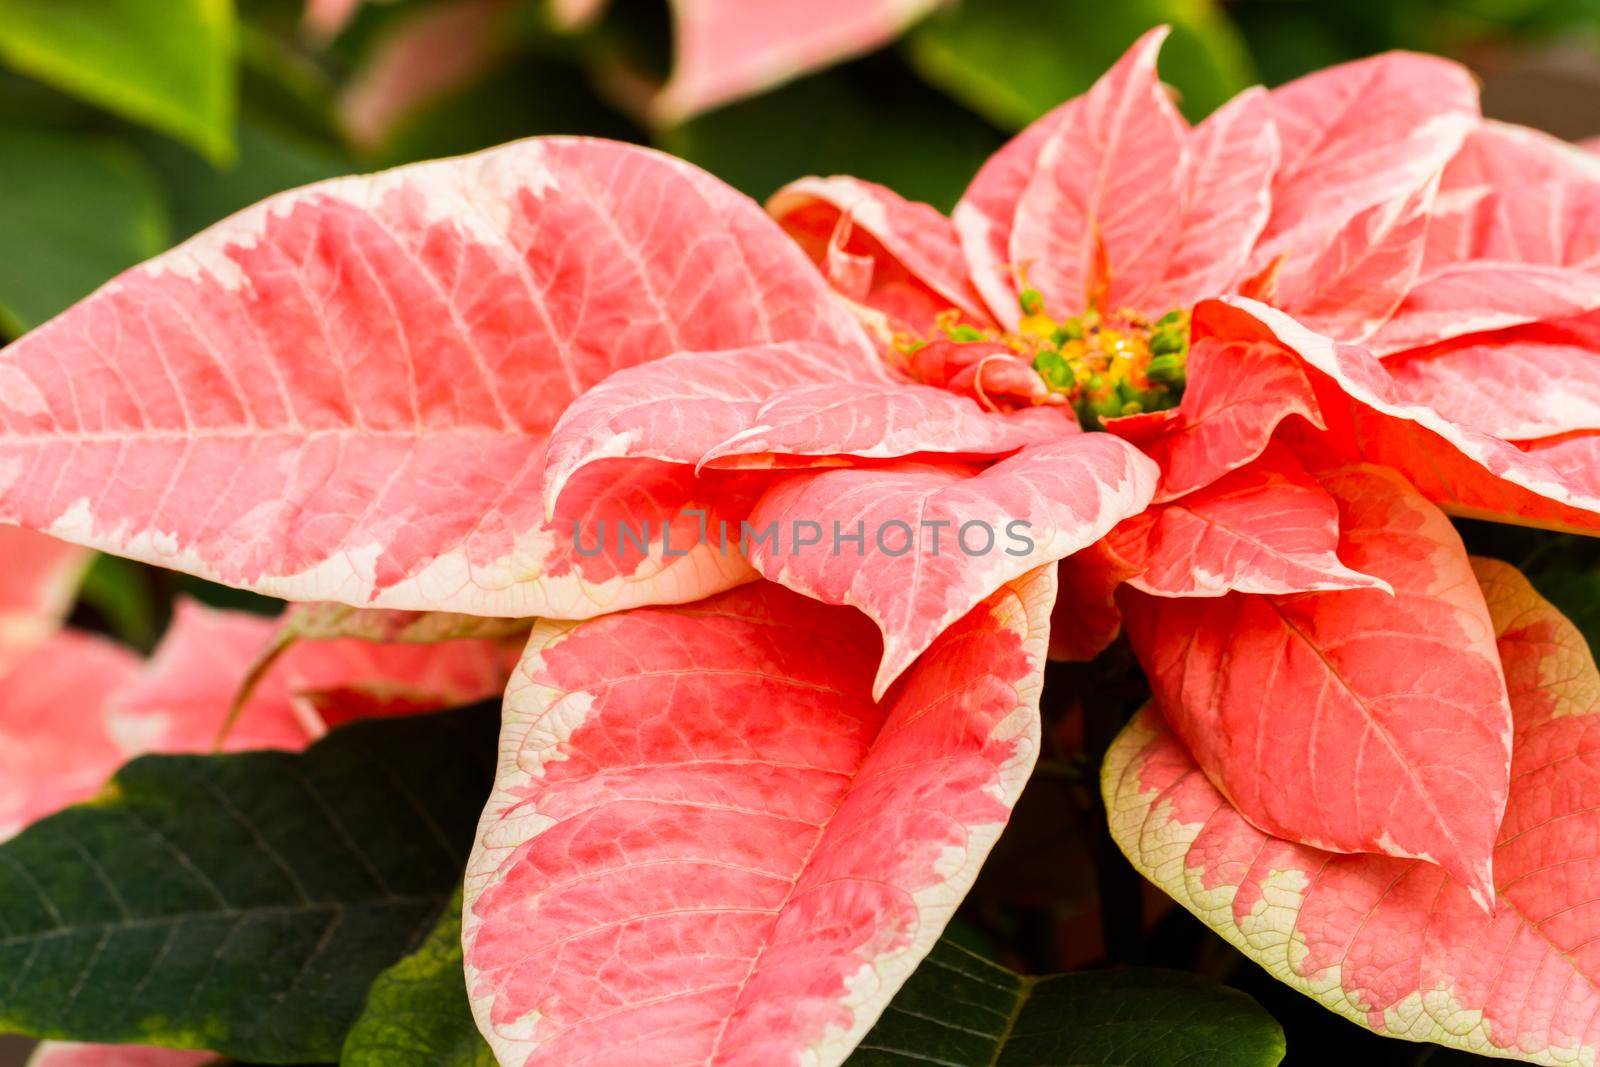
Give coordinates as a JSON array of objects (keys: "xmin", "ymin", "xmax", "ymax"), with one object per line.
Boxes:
[{"xmin": 5, "ymin": 21, "xmax": 1600, "ymax": 1067}]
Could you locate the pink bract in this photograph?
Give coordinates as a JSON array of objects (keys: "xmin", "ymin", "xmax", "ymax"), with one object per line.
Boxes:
[
  {"xmin": 1105, "ymin": 560, "xmax": 1600, "ymax": 1064},
  {"xmin": 9, "ymin": 23, "xmax": 1600, "ymax": 1065},
  {"xmin": 0, "ymin": 596, "xmax": 513, "ymax": 841},
  {"xmin": 651, "ymin": 0, "xmax": 948, "ymax": 125},
  {"xmin": 0, "ymin": 629, "xmax": 142, "ymax": 840},
  {"xmin": 339, "ymin": 0, "xmax": 511, "ymax": 151},
  {"xmin": 1120, "ymin": 464, "xmax": 1511, "ymax": 906},
  {"xmin": 0, "ymin": 528, "xmax": 90, "ymax": 655},
  {"xmin": 329, "ymin": 0, "xmax": 948, "ymax": 146},
  {"xmin": 26, "ymin": 1043, "xmax": 212, "ymax": 1067},
  {"xmin": 303, "ymin": 0, "xmax": 366, "ymax": 39},
  {"xmin": 118, "ymin": 598, "xmax": 514, "ymax": 751},
  {"xmin": 0, "ymin": 138, "xmax": 859, "ymax": 617},
  {"xmin": 464, "ymin": 567, "xmax": 1052, "ymax": 1066}
]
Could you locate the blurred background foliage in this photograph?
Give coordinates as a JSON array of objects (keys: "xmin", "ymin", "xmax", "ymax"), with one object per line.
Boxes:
[{"xmin": 4, "ymin": 3, "xmax": 1600, "ymax": 1064}]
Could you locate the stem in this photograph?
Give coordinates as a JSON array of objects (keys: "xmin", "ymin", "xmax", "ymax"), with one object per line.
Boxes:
[
  {"xmin": 1043, "ymin": 652, "xmax": 1145, "ymax": 966},
  {"xmin": 1068, "ymin": 645, "xmax": 1148, "ymax": 966},
  {"xmin": 1085, "ymin": 709, "xmax": 1144, "ymax": 965},
  {"xmin": 211, "ymin": 628, "xmax": 298, "ymax": 750}
]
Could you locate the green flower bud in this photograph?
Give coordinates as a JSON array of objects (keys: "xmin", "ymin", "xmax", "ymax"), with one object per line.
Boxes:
[
  {"xmin": 1091, "ymin": 394, "xmax": 1124, "ymax": 422},
  {"xmin": 1146, "ymin": 353, "xmax": 1187, "ymax": 386},
  {"xmin": 1054, "ymin": 317, "xmax": 1085, "ymax": 343},
  {"xmin": 1019, "ymin": 288, "xmax": 1045, "ymax": 315},
  {"xmin": 1031, "ymin": 349, "xmax": 1072, "ymax": 390},
  {"xmin": 1150, "ymin": 326, "xmax": 1186, "ymax": 356}
]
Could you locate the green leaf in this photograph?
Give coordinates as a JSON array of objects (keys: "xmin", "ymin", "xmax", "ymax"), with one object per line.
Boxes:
[
  {"xmin": 0, "ymin": 0, "xmax": 237, "ymax": 161},
  {"xmin": 1227, "ymin": 0, "xmax": 1600, "ymax": 87},
  {"xmin": 907, "ymin": 0, "xmax": 1255, "ymax": 126},
  {"xmin": 236, "ymin": 21, "xmax": 344, "ymax": 151},
  {"xmin": 662, "ymin": 58, "xmax": 1003, "ymax": 213},
  {"xmin": 846, "ymin": 939, "xmax": 1285, "ymax": 1066},
  {"xmin": 0, "ymin": 702, "xmax": 499, "ymax": 1063},
  {"xmin": 340, "ymin": 885, "xmax": 494, "ymax": 1067},
  {"xmin": 0, "ymin": 123, "xmax": 168, "ymax": 336}
]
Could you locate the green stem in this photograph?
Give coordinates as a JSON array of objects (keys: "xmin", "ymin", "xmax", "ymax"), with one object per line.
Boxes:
[{"xmin": 1074, "ymin": 647, "xmax": 1147, "ymax": 966}]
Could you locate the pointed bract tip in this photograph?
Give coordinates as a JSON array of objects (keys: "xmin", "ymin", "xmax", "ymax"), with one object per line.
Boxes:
[
  {"xmin": 1465, "ymin": 858, "xmax": 1498, "ymax": 918},
  {"xmin": 540, "ymin": 466, "xmax": 573, "ymax": 524},
  {"xmin": 871, "ymin": 640, "xmax": 921, "ymax": 703}
]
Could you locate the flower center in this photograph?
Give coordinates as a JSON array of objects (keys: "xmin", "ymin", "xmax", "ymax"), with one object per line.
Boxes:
[{"xmin": 892, "ymin": 290, "xmax": 1189, "ymax": 428}]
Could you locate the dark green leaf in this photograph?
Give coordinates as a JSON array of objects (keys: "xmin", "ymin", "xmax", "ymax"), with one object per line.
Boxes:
[
  {"xmin": 0, "ymin": 123, "xmax": 168, "ymax": 335},
  {"xmin": 0, "ymin": 0, "xmax": 237, "ymax": 161},
  {"xmin": 907, "ymin": 0, "xmax": 1255, "ymax": 126},
  {"xmin": 0, "ymin": 67, "xmax": 101, "ymax": 128},
  {"xmin": 340, "ymin": 886, "xmax": 493, "ymax": 1067},
  {"xmin": 847, "ymin": 939, "xmax": 1285, "ymax": 1066},
  {"xmin": 1516, "ymin": 536, "xmax": 1600, "ymax": 657},
  {"xmin": 662, "ymin": 56, "xmax": 1003, "ymax": 213},
  {"xmin": 0, "ymin": 702, "xmax": 499, "ymax": 1063}
]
